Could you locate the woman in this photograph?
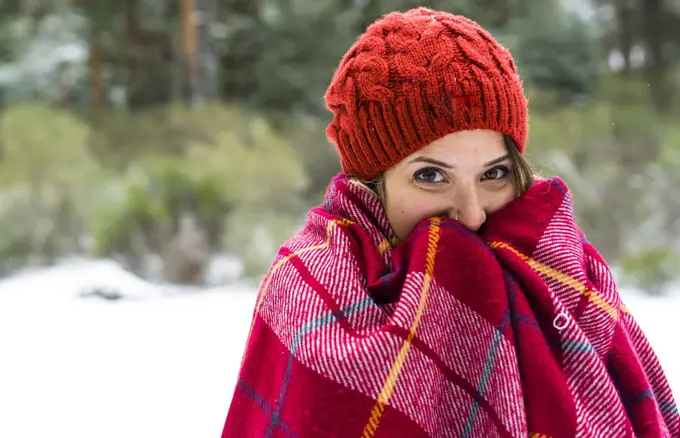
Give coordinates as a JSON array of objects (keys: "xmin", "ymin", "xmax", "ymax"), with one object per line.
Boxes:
[{"xmin": 222, "ymin": 8, "xmax": 678, "ymax": 438}]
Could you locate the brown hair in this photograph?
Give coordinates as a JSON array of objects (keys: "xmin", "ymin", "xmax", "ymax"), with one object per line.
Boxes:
[
  {"xmin": 504, "ymin": 135, "xmax": 534, "ymax": 196},
  {"xmin": 355, "ymin": 135, "xmax": 534, "ymax": 202}
]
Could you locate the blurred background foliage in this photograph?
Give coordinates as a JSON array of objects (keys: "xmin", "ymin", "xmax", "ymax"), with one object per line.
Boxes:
[{"xmin": 0, "ymin": 0, "xmax": 678, "ymax": 293}]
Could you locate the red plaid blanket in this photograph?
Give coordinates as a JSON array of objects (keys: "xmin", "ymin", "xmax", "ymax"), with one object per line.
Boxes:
[{"xmin": 222, "ymin": 174, "xmax": 679, "ymax": 438}]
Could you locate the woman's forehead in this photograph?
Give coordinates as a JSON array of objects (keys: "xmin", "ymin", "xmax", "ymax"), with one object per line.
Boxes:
[{"xmin": 402, "ymin": 130, "xmax": 507, "ymax": 165}]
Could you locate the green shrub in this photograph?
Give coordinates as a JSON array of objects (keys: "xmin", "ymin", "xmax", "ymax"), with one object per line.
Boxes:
[
  {"xmin": 0, "ymin": 102, "xmax": 105, "ymax": 271},
  {"xmin": 91, "ymin": 181, "xmax": 168, "ymax": 259},
  {"xmin": 0, "ymin": 187, "xmax": 46, "ymax": 274},
  {"xmin": 226, "ymin": 210, "xmax": 303, "ymax": 279},
  {"xmin": 620, "ymin": 246, "xmax": 680, "ymax": 295},
  {"xmin": 90, "ymin": 106, "xmax": 309, "ymax": 281}
]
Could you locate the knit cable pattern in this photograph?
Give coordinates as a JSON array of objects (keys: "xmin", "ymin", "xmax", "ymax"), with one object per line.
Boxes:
[{"xmin": 325, "ymin": 7, "xmax": 528, "ymax": 181}]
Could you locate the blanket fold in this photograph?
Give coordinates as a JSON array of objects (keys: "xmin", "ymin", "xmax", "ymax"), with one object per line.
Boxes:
[{"xmin": 222, "ymin": 174, "xmax": 679, "ymax": 438}]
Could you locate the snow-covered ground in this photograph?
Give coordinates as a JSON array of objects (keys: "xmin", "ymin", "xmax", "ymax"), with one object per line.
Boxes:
[
  {"xmin": 0, "ymin": 260, "xmax": 677, "ymax": 438},
  {"xmin": 0, "ymin": 260, "xmax": 256, "ymax": 438}
]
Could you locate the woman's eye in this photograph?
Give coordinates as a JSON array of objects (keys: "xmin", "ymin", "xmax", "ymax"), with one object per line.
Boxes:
[
  {"xmin": 414, "ymin": 167, "xmax": 446, "ymax": 183},
  {"xmin": 482, "ymin": 166, "xmax": 509, "ymax": 181}
]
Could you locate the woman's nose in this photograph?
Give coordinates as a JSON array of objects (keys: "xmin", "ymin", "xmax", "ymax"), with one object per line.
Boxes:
[{"xmin": 451, "ymin": 187, "xmax": 486, "ymax": 232}]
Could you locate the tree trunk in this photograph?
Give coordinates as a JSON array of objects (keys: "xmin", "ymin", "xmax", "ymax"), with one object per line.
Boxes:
[
  {"xmin": 181, "ymin": 0, "xmax": 218, "ymax": 103},
  {"xmin": 180, "ymin": 0, "xmax": 198, "ymax": 102},
  {"xmin": 640, "ymin": 0, "xmax": 672, "ymax": 110},
  {"xmin": 89, "ymin": 30, "xmax": 105, "ymax": 115},
  {"xmin": 196, "ymin": 0, "xmax": 219, "ymax": 100},
  {"xmin": 614, "ymin": 0, "xmax": 635, "ymax": 75},
  {"xmin": 124, "ymin": 0, "xmax": 173, "ymax": 109}
]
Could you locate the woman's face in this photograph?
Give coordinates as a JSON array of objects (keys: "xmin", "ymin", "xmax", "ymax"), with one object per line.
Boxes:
[{"xmin": 383, "ymin": 129, "xmax": 517, "ymax": 240}]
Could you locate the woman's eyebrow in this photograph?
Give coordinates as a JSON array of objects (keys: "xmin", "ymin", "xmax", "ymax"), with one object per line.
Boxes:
[
  {"xmin": 407, "ymin": 156, "xmax": 453, "ymax": 168},
  {"xmin": 408, "ymin": 154, "xmax": 510, "ymax": 169},
  {"xmin": 484, "ymin": 154, "xmax": 510, "ymax": 167}
]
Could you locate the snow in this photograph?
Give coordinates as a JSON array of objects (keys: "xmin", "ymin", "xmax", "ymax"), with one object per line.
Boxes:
[
  {"xmin": 0, "ymin": 260, "xmax": 677, "ymax": 438},
  {"xmin": 0, "ymin": 260, "xmax": 256, "ymax": 438}
]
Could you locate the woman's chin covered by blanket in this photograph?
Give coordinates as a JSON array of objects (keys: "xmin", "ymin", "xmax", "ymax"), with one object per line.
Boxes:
[{"xmin": 220, "ymin": 7, "xmax": 678, "ymax": 438}]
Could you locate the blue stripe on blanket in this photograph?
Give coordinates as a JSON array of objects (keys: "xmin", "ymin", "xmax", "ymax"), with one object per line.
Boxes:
[
  {"xmin": 237, "ymin": 378, "xmax": 300, "ymax": 438},
  {"xmin": 265, "ymin": 297, "xmax": 376, "ymax": 438},
  {"xmin": 324, "ymin": 177, "xmax": 340, "ymax": 214},
  {"xmin": 606, "ymin": 352, "xmax": 679, "ymax": 425},
  {"xmin": 462, "ymin": 310, "xmax": 511, "ymax": 438},
  {"xmin": 460, "ymin": 271, "xmax": 522, "ymax": 436},
  {"xmin": 660, "ymin": 400, "xmax": 680, "ymax": 416},
  {"xmin": 561, "ymin": 340, "xmax": 597, "ymax": 354}
]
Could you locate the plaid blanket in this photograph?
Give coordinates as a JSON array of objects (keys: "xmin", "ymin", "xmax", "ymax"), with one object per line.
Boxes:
[{"xmin": 222, "ymin": 174, "xmax": 679, "ymax": 438}]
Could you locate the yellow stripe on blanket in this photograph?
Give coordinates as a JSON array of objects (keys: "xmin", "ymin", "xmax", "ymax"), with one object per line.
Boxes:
[
  {"xmin": 362, "ymin": 218, "xmax": 441, "ymax": 438},
  {"xmin": 376, "ymin": 237, "xmax": 400, "ymax": 255},
  {"xmin": 376, "ymin": 239, "xmax": 391, "ymax": 255},
  {"xmin": 488, "ymin": 241, "xmax": 619, "ymax": 321}
]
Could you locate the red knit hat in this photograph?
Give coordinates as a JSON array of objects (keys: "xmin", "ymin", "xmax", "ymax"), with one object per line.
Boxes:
[{"xmin": 325, "ymin": 7, "xmax": 528, "ymax": 181}]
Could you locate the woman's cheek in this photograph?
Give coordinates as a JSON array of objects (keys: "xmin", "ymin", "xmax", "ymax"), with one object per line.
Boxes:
[
  {"xmin": 393, "ymin": 197, "xmax": 440, "ymax": 231},
  {"xmin": 486, "ymin": 186, "xmax": 517, "ymax": 214}
]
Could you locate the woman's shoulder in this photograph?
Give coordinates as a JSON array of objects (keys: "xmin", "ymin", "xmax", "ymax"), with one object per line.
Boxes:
[
  {"xmin": 252, "ymin": 208, "xmax": 370, "ymax": 326},
  {"xmin": 278, "ymin": 206, "xmax": 356, "ymax": 254},
  {"xmin": 263, "ymin": 207, "xmax": 364, "ymax": 284}
]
